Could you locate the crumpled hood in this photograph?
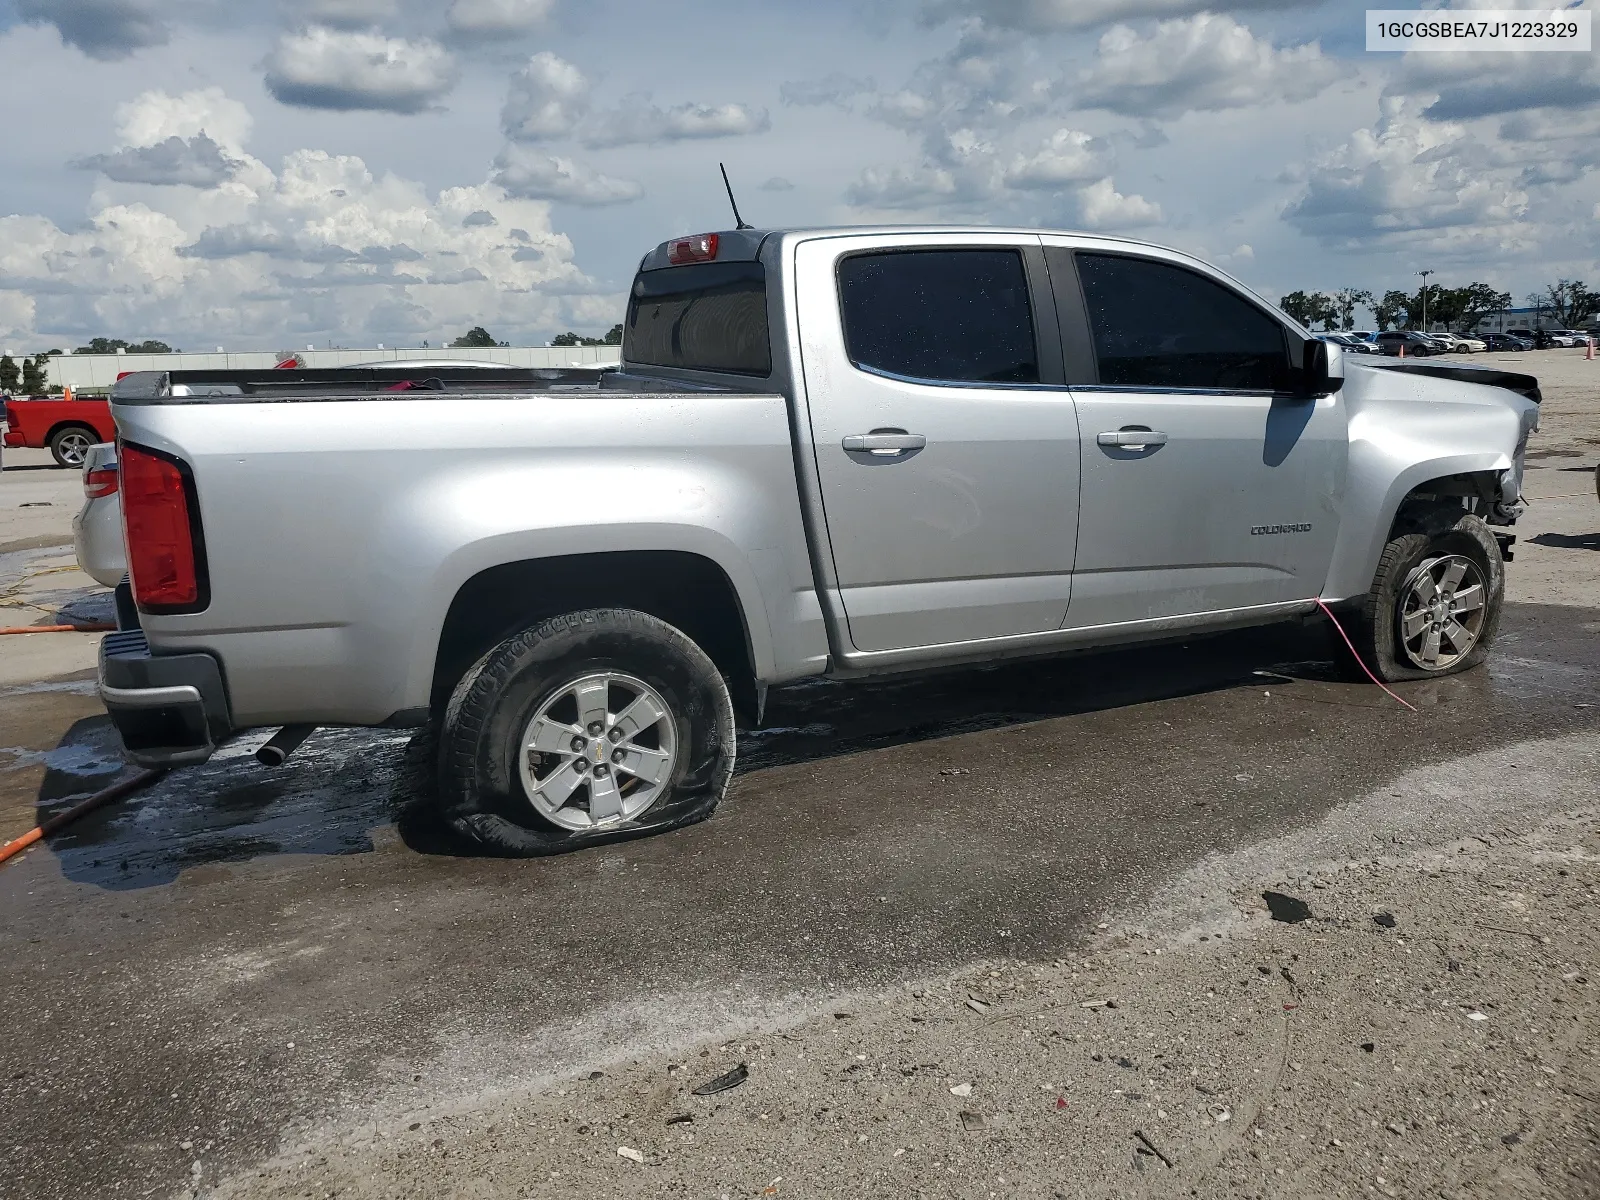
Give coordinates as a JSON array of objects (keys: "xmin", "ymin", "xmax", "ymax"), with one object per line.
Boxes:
[{"xmin": 1354, "ymin": 358, "xmax": 1541, "ymax": 405}]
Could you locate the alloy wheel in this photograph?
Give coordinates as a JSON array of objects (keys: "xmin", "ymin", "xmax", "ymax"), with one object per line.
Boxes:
[
  {"xmin": 517, "ymin": 672, "xmax": 678, "ymax": 831},
  {"xmin": 1397, "ymin": 554, "xmax": 1487, "ymax": 670}
]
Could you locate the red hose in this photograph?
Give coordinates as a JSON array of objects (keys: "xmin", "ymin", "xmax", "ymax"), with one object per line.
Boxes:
[
  {"xmin": 0, "ymin": 769, "xmax": 166, "ymax": 866},
  {"xmin": 1316, "ymin": 598, "xmax": 1418, "ymax": 712}
]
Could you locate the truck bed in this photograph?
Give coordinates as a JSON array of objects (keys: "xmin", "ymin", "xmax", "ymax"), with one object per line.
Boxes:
[{"xmin": 108, "ymin": 366, "xmax": 827, "ymax": 731}]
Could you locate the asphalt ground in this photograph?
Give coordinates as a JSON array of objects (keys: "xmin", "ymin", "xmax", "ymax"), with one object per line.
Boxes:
[{"xmin": 0, "ymin": 350, "xmax": 1596, "ymax": 1199}]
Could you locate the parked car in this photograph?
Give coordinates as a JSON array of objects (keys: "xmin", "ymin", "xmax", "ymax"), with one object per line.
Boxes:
[
  {"xmin": 1483, "ymin": 333, "xmax": 1532, "ymax": 351},
  {"xmin": 1504, "ymin": 328, "xmax": 1538, "ymax": 341},
  {"xmin": 1321, "ymin": 333, "xmax": 1381, "ymax": 355},
  {"xmin": 1375, "ymin": 330, "xmax": 1440, "ymax": 356},
  {"xmin": 1, "ymin": 394, "xmax": 116, "ymax": 467},
  {"xmin": 72, "ymin": 443, "xmax": 126, "ymax": 588},
  {"xmin": 100, "ymin": 224, "xmax": 1540, "ymax": 858},
  {"xmin": 1454, "ymin": 335, "xmax": 1487, "ymax": 353},
  {"xmin": 1427, "ymin": 332, "xmax": 1463, "ymax": 351}
]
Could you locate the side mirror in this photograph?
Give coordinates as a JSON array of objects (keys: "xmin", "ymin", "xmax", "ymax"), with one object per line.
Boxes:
[{"xmin": 1298, "ymin": 338, "xmax": 1341, "ymax": 397}]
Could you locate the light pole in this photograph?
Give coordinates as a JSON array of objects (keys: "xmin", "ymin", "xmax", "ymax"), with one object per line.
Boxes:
[{"xmin": 1417, "ymin": 269, "xmax": 1434, "ymax": 332}]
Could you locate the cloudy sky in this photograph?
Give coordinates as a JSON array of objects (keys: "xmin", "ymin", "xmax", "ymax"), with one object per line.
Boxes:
[{"xmin": 0, "ymin": 0, "xmax": 1595, "ymax": 351}]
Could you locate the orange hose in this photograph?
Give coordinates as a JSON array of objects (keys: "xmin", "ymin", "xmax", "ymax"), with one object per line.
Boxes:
[
  {"xmin": 0, "ymin": 768, "xmax": 166, "ymax": 866},
  {"xmin": 0, "ymin": 624, "xmax": 115, "ymax": 634}
]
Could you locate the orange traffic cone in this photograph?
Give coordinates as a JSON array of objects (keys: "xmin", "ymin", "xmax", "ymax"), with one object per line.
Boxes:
[
  {"xmin": 1398, "ymin": 342, "xmax": 1405, "ymax": 358},
  {"xmin": 1587, "ymin": 336, "xmax": 1595, "ymax": 361}
]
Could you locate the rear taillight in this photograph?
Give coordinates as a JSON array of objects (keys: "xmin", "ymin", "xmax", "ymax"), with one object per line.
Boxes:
[
  {"xmin": 120, "ymin": 443, "xmax": 208, "ymax": 613},
  {"xmin": 667, "ymin": 233, "xmax": 718, "ymax": 265},
  {"xmin": 84, "ymin": 466, "xmax": 119, "ymax": 499}
]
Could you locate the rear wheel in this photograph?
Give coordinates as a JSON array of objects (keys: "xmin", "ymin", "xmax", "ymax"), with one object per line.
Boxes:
[
  {"xmin": 1350, "ymin": 512, "xmax": 1504, "ymax": 682},
  {"xmin": 436, "ymin": 608, "xmax": 736, "ymax": 856},
  {"xmin": 49, "ymin": 425, "xmax": 95, "ymax": 468}
]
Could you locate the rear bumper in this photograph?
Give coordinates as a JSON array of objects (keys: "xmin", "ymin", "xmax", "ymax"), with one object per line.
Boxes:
[{"xmin": 98, "ymin": 587, "xmax": 233, "ymax": 766}]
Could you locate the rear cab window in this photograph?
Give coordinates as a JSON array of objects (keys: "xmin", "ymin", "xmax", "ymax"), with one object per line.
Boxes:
[{"xmin": 625, "ymin": 260, "xmax": 771, "ymax": 376}]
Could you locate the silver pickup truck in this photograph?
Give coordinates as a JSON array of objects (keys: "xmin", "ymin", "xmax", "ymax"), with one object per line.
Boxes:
[{"xmin": 102, "ymin": 225, "xmax": 1540, "ymax": 854}]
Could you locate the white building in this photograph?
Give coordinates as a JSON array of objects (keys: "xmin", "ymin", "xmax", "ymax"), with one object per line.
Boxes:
[{"xmin": 1471, "ymin": 307, "xmax": 1568, "ymax": 334}]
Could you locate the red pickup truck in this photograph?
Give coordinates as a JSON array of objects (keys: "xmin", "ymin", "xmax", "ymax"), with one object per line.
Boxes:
[{"xmin": 2, "ymin": 395, "xmax": 115, "ymax": 467}]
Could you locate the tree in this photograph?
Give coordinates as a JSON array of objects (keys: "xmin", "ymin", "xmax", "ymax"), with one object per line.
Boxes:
[
  {"xmin": 451, "ymin": 326, "xmax": 499, "ymax": 348},
  {"xmin": 1330, "ymin": 288, "xmax": 1373, "ymax": 332},
  {"xmin": 0, "ymin": 354, "xmax": 18, "ymax": 393},
  {"xmin": 1528, "ymin": 280, "xmax": 1599, "ymax": 328},
  {"xmin": 1450, "ymin": 283, "xmax": 1512, "ymax": 332},
  {"xmin": 20, "ymin": 355, "xmax": 48, "ymax": 394},
  {"xmin": 72, "ymin": 337, "xmax": 174, "ymax": 355},
  {"xmin": 1279, "ymin": 291, "xmax": 1335, "ymax": 329},
  {"xmin": 1374, "ymin": 289, "xmax": 1411, "ymax": 331},
  {"xmin": 550, "ymin": 325, "xmax": 623, "ymax": 347}
]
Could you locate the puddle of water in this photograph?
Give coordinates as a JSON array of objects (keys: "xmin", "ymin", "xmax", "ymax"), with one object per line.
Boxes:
[{"xmin": 39, "ymin": 726, "xmax": 414, "ymax": 891}]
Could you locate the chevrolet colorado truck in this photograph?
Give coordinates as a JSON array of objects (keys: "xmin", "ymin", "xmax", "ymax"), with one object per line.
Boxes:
[{"xmin": 101, "ymin": 226, "xmax": 1540, "ymax": 855}]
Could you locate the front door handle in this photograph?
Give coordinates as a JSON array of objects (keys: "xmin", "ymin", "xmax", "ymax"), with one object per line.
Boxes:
[
  {"xmin": 843, "ymin": 431, "xmax": 927, "ymax": 456},
  {"xmin": 1097, "ymin": 429, "xmax": 1169, "ymax": 449}
]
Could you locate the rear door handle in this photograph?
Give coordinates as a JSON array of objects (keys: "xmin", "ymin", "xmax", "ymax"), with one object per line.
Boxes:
[
  {"xmin": 843, "ymin": 432, "xmax": 926, "ymax": 456},
  {"xmin": 1097, "ymin": 429, "xmax": 1168, "ymax": 448}
]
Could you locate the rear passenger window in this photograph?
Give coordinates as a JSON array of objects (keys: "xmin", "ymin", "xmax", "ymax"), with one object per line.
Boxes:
[
  {"xmin": 1076, "ymin": 254, "xmax": 1288, "ymax": 390},
  {"xmin": 838, "ymin": 250, "xmax": 1038, "ymax": 384}
]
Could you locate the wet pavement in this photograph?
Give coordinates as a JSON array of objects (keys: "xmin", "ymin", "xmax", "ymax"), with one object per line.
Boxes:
[{"xmin": 2, "ymin": 601, "xmax": 1598, "ymax": 1199}]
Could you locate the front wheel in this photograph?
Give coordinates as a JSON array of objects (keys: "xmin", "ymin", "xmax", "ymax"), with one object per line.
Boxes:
[
  {"xmin": 436, "ymin": 608, "xmax": 736, "ymax": 856},
  {"xmin": 1350, "ymin": 512, "xmax": 1504, "ymax": 682}
]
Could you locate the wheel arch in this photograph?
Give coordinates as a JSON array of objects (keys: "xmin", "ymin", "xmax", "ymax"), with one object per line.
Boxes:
[
  {"xmin": 45, "ymin": 420, "xmax": 99, "ymax": 448},
  {"xmin": 1323, "ymin": 453, "xmax": 1512, "ymax": 601},
  {"xmin": 428, "ymin": 549, "xmax": 762, "ymax": 722}
]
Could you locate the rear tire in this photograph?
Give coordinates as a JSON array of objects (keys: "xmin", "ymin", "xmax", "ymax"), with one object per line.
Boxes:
[
  {"xmin": 1350, "ymin": 511, "xmax": 1504, "ymax": 683},
  {"xmin": 49, "ymin": 425, "xmax": 95, "ymax": 469},
  {"xmin": 436, "ymin": 608, "xmax": 736, "ymax": 856}
]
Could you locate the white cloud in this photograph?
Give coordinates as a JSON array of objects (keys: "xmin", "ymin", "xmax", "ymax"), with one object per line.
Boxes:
[
  {"xmin": 502, "ymin": 52, "xmax": 589, "ymax": 141},
  {"xmin": 760, "ymin": 176, "xmax": 796, "ymax": 191},
  {"xmin": 76, "ymin": 134, "xmax": 243, "ymax": 187},
  {"xmin": 1003, "ymin": 129, "xmax": 1103, "ymax": 188},
  {"xmin": 491, "ymin": 147, "xmax": 642, "ymax": 206},
  {"xmin": 845, "ymin": 163, "xmax": 962, "ymax": 209},
  {"xmin": 70, "ymin": 88, "xmax": 255, "ymax": 189},
  {"xmin": 114, "ymin": 88, "xmax": 255, "ymax": 156},
  {"xmin": 15, "ymin": 0, "xmax": 167, "ymax": 60},
  {"xmin": 1077, "ymin": 14, "xmax": 1339, "ymax": 118},
  {"xmin": 1076, "ymin": 177, "xmax": 1162, "ymax": 228},
  {"xmin": 1387, "ymin": 47, "xmax": 1600, "ymax": 121},
  {"xmin": 1284, "ymin": 99, "xmax": 1530, "ymax": 248},
  {"xmin": 581, "ymin": 99, "xmax": 770, "ymax": 148},
  {"xmin": 447, "ymin": 0, "xmax": 556, "ymax": 36},
  {"xmin": 264, "ymin": 27, "xmax": 459, "ymax": 114},
  {"xmin": 0, "ymin": 96, "xmax": 608, "ymax": 348}
]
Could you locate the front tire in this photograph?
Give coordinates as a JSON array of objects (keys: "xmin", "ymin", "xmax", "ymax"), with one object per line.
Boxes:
[
  {"xmin": 436, "ymin": 608, "xmax": 736, "ymax": 856},
  {"xmin": 1352, "ymin": 512, "xmax": 1504, "ymax": 682}
]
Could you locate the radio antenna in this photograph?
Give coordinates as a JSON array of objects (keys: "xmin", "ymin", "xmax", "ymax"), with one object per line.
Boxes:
[{"xmin": 720, "ymin": 162, "xmax": 753, "ymax": 230}]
